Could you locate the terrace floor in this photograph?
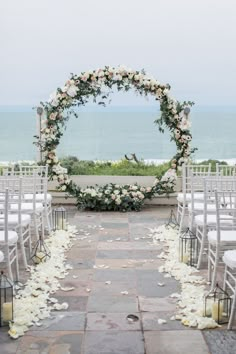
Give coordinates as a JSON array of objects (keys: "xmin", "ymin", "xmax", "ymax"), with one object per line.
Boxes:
[{"xmin": 1, "ymin": 205, "xmax": 236, "ymax": 354}]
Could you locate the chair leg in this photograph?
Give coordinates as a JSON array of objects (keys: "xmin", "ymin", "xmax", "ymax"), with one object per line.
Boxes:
[
  {"xmin": 197, "ymin": 226, "xmax": 206, "ymax": 269},
  {"xmin": 223, "ymin": 265, "xmax": 227, "ymax": 292},
  {"xmin": 15, "ymin": 247, "xmax": 19, "ymax": 282},
  {"xmin": 28, "ymin": 227, "xmax": 32, "ymax": 255},
  {"xmin": 179, "ymin": 204, "xmax": 186, "ymax": 233},
  {"xmin": 6, "ymin": 249, "xmax": 13, "ymax": 282},
  {"xmin": 228, "ymin": 283, "xmax": 236, "ymax": 330},
  {"xmin": 177, "ymin": 203, "xmax": 181, "ymax": 223},
  {"xmin": 33, "ymin": 213, "xmax": 39, "ymax": 240},
  {"xmin": 208, "ymin": 244, "xmax": 212, "ymax": 283},
  {"xmin": 45, "ymin": 208, "xmax": 51, "ymax": 234},
  {"xmin": 19, "ymin": 226, "xmax": 28, "ymax": 269},
  {"xmin": 211, "ymin": 247, "xmax": 219, "ymax": 290}
]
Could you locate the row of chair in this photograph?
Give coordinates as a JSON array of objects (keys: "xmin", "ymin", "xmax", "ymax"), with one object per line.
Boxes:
[
  {"xmin": 177, "ymin": 163, "xmax": 236, "ymax": 329},
  {"xmin": 0, "ymin": 165, "xmax": 52, "ymax": 280}
]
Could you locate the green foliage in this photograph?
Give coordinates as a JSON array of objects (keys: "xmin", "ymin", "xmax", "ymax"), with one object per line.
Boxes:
[{"xmin": 59, "ymin": 156, "xmax": 171, "ymax": 176}]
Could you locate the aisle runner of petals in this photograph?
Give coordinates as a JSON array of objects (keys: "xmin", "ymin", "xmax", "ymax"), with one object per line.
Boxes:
[
  {"xmin": 149, "ymin": 225, "xmax": 220, "ymax": 329},
  {"xmin": 9, "ymin": 226, "xmax": 77, "ymax": 339}
]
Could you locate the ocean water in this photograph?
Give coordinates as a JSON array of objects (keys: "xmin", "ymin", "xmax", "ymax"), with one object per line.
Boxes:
[{"xmin": 0, "ymin": 106, "xmax": 236, "ymax": 163}]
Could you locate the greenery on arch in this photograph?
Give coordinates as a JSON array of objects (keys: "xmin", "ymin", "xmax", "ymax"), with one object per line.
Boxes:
[{"xmin": 36, "ymin": 65, "xmax": 196, "ymax": 211}]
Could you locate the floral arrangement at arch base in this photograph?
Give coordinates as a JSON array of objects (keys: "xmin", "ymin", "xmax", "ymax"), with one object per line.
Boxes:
[{"xmin": 36, "ymin": 65, "xmax": 196, "ymax": 211}]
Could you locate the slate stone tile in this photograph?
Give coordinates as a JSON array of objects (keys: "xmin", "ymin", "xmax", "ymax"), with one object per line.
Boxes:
[
  {"xmin": 56, "ymin": 280, "xmax": 92, "ymax": 296},
  {"xmin": 142, "ymin": 311, "xmax": 186, "ymax": 331},
  {"xmin": 54, "ymin": 295, "xmax": 88, "ymax": 311},
  {"xmin": 17, "ymin": 331, "xmax": 84, "ymax": 354},
  {"xmin": 93, "ymin": 269, "xmax": 136, "ymax": 282},
  {"xmin": 69, "ymin": 259, "xmax": 95, "ymax": 269},
  {"xmin": 144, "ymin": 330, "xmax": 209, "ymax": 354},
  {"xmin": 30, "ymin": 312, "xmax": 86, "ymax": 331},
  {"xmin": 139, "ymin": 296, "xmax": 177, "ymax": 312},
  {"xmin": 96, "ymin": 250, "xmax": 135, "ymax": 259},
  {"xmin": 87, "ymin": 295, "xmax": 138, "ymax": 313},
  {"xmin": 84, "ymin": 331, "xmax": 145, "ymax": 354},
  {"xmin": 86, "ymin": 313, "xmax": 141, "ymax": 331},
  {"xmin": 65, "ymin": 269, "xmax": 94, "ymax": 281},
  {"xmin": 0, "ymin": 328, "xmax": 21, "ymax": 354},
  {"xmin": 91, "ymin": 281, "xmax": 137, "ymax": 296},
  {"xmin": 101, "ymin": 222, "xmax": 129, "ymax": 229},
  {"xmin": 96, "ymin": 250, "xmax": 160, "ymax": 259},
  {"xmin": 67, "ymin": 249, "xmax": 97, "ymax": 260},
  {"xmin": 203, "ymin": 330, "xmax": 236, "ymax": 354},
  {"xmin": 99, "ymin": 228, "xmax": 130, "ymax": 237},
  {"xmin": 136, "ymin": 270, "xmax": 179, "ymax": 297},
  {"xmin": 97, "ymin": 241, "xmax": 160, "ymax": 250},
  {"xmin": 98, "ymin": 234, "xmax": 130, "ymax": 242}
]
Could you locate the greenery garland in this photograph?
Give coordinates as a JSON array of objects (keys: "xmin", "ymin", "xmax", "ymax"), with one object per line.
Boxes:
[{"xmin": 36, "ymin": 65, "xmax": 196, "ymax": 211}]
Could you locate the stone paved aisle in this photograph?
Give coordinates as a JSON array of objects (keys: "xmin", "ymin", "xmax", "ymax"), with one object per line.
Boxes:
[{"xmin": 1, "ymin": 206, "xmax": 236, "ymax": 354}]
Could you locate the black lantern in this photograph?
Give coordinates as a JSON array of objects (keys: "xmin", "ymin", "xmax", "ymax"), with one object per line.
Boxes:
[
  {"xmin": 179, "ymin": 228, "xmax": 198, "ymax": 266},
  {"xmin": 0, "ymin": 271, "xmax": 14, "ymax": 326},
  {"xmin": 31, "ymin": 237, "xmax": 51, "ymax": 265},
  {"xmin": 203, "ymin": 283, "xmax": 231, "ymax": 324},
  {"xmin": 165, "ymin": 209, "xmax": 179, "ymax": 229},
  {"xmin": 53, "ymin": 207, "xmax": 68, "ymax": 231}
]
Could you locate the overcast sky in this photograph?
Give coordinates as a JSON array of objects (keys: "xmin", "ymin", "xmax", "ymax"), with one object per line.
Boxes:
[{"xmin": 0, "ymin": 0, "xmax": 235, "ymax": 106}]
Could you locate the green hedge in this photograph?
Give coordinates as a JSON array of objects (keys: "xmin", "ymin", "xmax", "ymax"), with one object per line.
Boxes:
[{"xmin": 59, "ymin": 156, "xmax": 171, "ymax": 176}]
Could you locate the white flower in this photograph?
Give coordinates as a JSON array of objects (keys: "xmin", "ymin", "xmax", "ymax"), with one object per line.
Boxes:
[
  {"xmin": 49, "ymin": 91, "xmax": 60, "ymax": 107},
  {"xmin": 67, "ymin": 84, "xmax": 78, "ymax": 97}
]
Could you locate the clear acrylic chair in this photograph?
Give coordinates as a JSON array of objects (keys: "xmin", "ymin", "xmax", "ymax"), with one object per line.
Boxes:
[
  {"xmin": 0, "ymin": 250, "xmax": 4, "ymax": 263},
  {"xmin": 195, "ymin": 177, "xmax": 236, "ymax": 269},
  {"xmin": 0, "ymin": 176, "xmax": 44, "ymax": 242},
  {"xmin": 177, "ymin": 163, "xmax": 211, "ymax": 233},
  {"xmin": 3, "ymin": 166, "xmax": 52, "ymax": 233},
  {"xmin": 0, "ymin": 189, "xmax": 19, "ymax": 281},
  {"xmin": 222, "ymin": 249, "xmax": 236, "ymax": 329},
  {"xmin": 208, "ymin": 190, "xmax": 236, "ymax": 290},
  {"xmin": 0, "ymin": 178, "xmax": 32, "ymax": 268}
]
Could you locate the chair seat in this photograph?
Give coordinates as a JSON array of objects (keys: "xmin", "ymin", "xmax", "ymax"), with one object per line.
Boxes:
[
  {"xmin": 223, "ymin": 250, "xmax": 236, "ymax": 269},
  {"xmin": 0, "ymin": 214, "xmax": 31, "ymax": 227},
  {"xmin": 188, "ymin": 203, "xmax": 216, "ymax": 212},
  {"xmin": 208, "ymin": 230, "xmax": 236, "ymax": 244},
  {"xmin": 25, "ymin": 193, "xmax": 52, "ymax": 202},
  {"xmin": 195, "ymin": 214, "xmax": 233, "ymax": 226},
  {"xmin": 13, "ymin": 193, "xmax": 52, "ymax": 202},
  {"xmin": 177, "ymin": 192, "xmax": 204, "ymax": 203},
  {"xmin": 12, "ymin": 193, "xmax": 52, "ymax": 201},
  {"xmin": 0, "ymin": 250, "xmax": 4, "ymax": 262},
  {"xmin": 0, "ymin": 230, "xmax": 18, "ymax": 244},
  {"xmin": 10, "ymin": 203, "xmax": 44, "ymax": 212}
]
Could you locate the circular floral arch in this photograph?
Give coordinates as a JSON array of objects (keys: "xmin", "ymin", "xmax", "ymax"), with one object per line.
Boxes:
[{"xmin": 37, "ymin": 65, "xmax": 195, "ymax": 211}]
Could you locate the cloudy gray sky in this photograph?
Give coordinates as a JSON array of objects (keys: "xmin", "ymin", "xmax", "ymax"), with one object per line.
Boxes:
[{"xmin": 0, "ymin": 0, "xmax": 235, "ymax": 106}]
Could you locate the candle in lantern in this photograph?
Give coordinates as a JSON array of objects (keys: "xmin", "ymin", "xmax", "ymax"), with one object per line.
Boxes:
[
  {"xmin": 57, "ymin": 217, "xmax": 66, "ymax": 230},
  {"xmin": 211, "ymin": 301, "xmax": 223, "ymax": 322},
  {"xmin": 2, "ymin": 302, "xmax": 13, "ymax": 322},
  {"xmin": 182, "ymin": 250, "xmax": 190, "ymax": 264},
  {"xmin": 34, "ymin": 252, "xmax": 46, "ymax": 264}
]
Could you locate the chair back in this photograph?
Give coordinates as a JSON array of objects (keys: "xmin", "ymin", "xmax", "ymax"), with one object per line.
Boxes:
[
  {"xmin": 182, "ymin": 163, "xmax": 212, "ymax": 194},
  {"xmin": 214, "ymin": 190, "xmax": 236, "ymax": 243},
  {"xmin": 216, "ymin": 164, "xmax": 236, "ymax": 177}
]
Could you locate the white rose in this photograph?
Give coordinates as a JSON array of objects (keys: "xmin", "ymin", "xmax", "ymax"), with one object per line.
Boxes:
[
  {"xmin": 61, "ymin": 185, "xmax": 66, "ymax": 191},
  {"xmin": 98, "ymin": 71, "xmax": 104, "ymax": 77},
  {"xmin": 67, "ymin": 84, "xmax": 78, "ymax": 97}
]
